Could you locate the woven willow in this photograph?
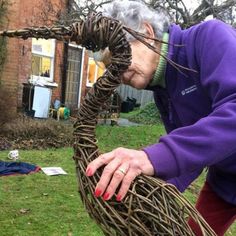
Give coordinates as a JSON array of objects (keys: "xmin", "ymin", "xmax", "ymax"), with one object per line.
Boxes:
[{"xmin": 0, "ymin": 13, "xmax": 216, "ymax": 236}]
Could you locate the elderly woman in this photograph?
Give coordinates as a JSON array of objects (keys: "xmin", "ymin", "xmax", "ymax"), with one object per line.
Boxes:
[{"xmin": 86, "ymin": 0, "xmax": 236, "ymax": 235}]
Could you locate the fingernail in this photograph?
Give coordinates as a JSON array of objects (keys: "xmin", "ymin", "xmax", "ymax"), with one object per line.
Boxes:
[
  {"xmin": 103, "ymin": 192, "xmax": 110, "ymax": 201},
  {"xmin": 86, "ymin": 168, "xmax": 92, "ymax": 176},
  {"xmin": 116, "ymin": 194, "xmax": 122, "ymax": 202},
  {"xmin": 94, "ymin": 189, "xmax": 102, "ymax": 197}
]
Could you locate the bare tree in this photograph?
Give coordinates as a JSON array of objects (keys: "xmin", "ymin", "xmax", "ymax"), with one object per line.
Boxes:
[
  {"xmin": 58, "ymin": 0, "xmax": 112, "ymax": 25},
  {"xmin": 61, "ymin": 0, "xmax": 236, "ymax": 28},
  {"xmin": 144, "ymin": 0, "xmax": 236, "ymax": 27}
]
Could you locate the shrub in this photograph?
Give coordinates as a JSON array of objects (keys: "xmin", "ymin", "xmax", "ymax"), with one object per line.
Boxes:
[
  {"xmin": 0, "ymin": 116, "xmax": 74, "ymax": 150},
  {"xmin": 128, "ymin": 102, "xmax": 162, "ymax": 125}
]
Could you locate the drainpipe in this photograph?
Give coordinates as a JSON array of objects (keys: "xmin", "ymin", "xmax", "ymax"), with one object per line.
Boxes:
[
  {"xmin": 61, "ymin": 42, "xmax": 68, "ymax": 104},
  {"xmin": 61, "ymin": 0, "xmax": 70, "ymax": 104}
]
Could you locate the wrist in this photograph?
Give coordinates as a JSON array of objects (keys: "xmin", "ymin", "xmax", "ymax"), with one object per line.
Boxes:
[{"xmin": 139, "ymin": 150, "xmax": 155, "ymax": 176}]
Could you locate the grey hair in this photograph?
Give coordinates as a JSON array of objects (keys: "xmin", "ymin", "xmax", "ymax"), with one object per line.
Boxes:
[{"xmin": 102, "ymin": 0, "xmax": 171, "ymax": 41}]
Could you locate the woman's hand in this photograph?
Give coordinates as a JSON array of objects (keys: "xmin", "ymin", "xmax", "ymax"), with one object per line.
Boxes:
[{"xmin": 86, "ymin": 147, "xmax": 154, "ymax": 201}]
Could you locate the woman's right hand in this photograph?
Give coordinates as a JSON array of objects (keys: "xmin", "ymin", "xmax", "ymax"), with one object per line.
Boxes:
[{"xmin": 86, "ymin": 147, "xmax": 154, "ymax": 201}]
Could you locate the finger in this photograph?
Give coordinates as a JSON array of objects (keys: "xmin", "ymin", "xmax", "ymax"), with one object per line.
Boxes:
[
  {"xmin": 102, "ymin": 162, "xmax": 130, "ymax": 201},
  {"xmin": 94, "ymin": 157, "xmax": 123, "ymax": 197},
  {"xmin": 116, "ymin": 169, "xmax": 141, "ymax": 202},
  {"xmin": 86, "ymin": 150, "xmax": 115, "ymax": 176}
]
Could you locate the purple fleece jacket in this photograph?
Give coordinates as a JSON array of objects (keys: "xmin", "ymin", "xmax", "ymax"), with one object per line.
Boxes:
[{"xmin": 143, "ymin": 20, "xmax": 236, "ymax": 205}]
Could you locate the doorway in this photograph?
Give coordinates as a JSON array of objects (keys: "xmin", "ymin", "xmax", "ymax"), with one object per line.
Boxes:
[{"xmin": 65, "ymin": 45, "xmax": 84, "ymax": 109}]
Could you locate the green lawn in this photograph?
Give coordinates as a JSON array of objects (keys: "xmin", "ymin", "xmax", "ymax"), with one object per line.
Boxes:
[
  {"xmin": 0, "ymin": 148, "xmax": 103, "ymax": 236},
  {"xmin": 0, "ymin": 124, "xmax": 235, "ymax": 235}
]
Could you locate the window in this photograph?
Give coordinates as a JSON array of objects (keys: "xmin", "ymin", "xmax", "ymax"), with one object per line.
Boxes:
[
  {"xmin": 86, "ymin": 57, "xmax": 105, "ymax": 87},
  {"xmin": 31, "ymin": 38, "xmax": 55, "ymax": 82}
]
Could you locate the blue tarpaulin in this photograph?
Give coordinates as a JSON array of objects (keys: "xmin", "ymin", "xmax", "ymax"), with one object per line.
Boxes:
[{"xmin": 0, "ymin": 161, "xmax": 40, "ymax": 176}]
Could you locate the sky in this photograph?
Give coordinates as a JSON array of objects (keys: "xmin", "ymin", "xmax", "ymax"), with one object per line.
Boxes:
[{"xmin": 182, "ymin": 0, "xmax": 199, "ymax": 10}]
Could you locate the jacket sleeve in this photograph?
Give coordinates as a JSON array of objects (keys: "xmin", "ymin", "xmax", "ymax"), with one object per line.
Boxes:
[{"xmin": 143, "ymin": 20, "xmax": 236, "ymax": 180}]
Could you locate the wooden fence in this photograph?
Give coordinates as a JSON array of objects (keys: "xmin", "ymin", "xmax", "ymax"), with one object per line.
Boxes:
[{"xmin": 117, "ymin": 84, "xmax": 154, "ymax": 108}]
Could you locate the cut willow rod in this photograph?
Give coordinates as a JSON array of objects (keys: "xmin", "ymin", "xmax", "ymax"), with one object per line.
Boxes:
[{"xmin": 0, "ymin": 13, "xmax": 215, "ymax": 236}]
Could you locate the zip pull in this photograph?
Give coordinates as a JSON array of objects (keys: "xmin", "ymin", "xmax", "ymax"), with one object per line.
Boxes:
[{"xmin": 168, "ymin": 98, "xmax": 173, "ymax": 124}]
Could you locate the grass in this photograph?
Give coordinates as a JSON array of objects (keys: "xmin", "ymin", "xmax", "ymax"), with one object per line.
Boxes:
[
  {"xmin": 96, "ymin": 124, "xmax": 165, "ymax": 152},
  {"xmin": 0, "ymin": 148, "xmax": 103, "ymax": 236},
  {"xmin": 119, "ymin": 108, "xmax": 141, "ymax": 120},
  {"xmin": 0, "ymin": 124, "xmax": 235, "ymax": 235}
]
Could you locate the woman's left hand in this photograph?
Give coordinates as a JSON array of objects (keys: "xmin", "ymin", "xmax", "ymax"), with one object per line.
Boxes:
[{"xmin": 86, "ymin": 147, "xmax": 154, "ymax": 202}]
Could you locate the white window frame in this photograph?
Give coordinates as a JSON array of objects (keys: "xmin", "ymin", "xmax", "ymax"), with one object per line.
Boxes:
[{"xmin": 31, "ymin": 39, "xmax": 56, "ymax": 82}]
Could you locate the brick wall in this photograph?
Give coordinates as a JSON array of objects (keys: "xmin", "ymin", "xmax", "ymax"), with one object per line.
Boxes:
[
  {"xmin": 1, "ymin": 0, "xmax": 68, "ymax": 111},
  {"xmin": 0, "ymin": 0, "xmax": 20, "ymax": 110},
  {"xmin": 53, "ymin": 41, "xmax": 65, "ymax": 102}
]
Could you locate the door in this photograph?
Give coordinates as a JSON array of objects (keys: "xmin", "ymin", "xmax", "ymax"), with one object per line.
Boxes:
[{"xmin": 65, "ymin": 45, "xmax": 83, "ymax": 109}]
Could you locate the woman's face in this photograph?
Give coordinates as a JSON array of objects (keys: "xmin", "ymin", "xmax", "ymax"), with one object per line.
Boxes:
[{"xmin": 120, "ymin": 40, "xmax": 159, "ymax": 89}]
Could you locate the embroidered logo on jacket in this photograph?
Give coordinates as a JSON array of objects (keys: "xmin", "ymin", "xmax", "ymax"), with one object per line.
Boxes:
[{"xmin": 181, "ymin": 85, "xmax": 197, "ymax": 96}]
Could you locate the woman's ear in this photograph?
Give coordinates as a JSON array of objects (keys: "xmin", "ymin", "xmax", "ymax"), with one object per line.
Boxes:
[
  {"xmin": 142, "ymin": 22, "xmax": 157, "ymax": 46},
  {"xmin": 143, "ymin": 22, "xmax": 155, "ymax": 39}
]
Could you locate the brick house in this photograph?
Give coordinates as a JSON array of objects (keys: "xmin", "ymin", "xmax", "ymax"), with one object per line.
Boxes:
[{"xmin": 0, "ymin": 0, "xmax": 102, "ymax": 117}]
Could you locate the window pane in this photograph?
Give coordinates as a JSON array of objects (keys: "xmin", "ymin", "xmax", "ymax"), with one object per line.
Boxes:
[
  {"xmin": 97, "ymin": 62, "xmax": 105, "ymax": 79},
  {"xmin": 87, "ymin": 58, "xmax": 96, "ymax": 84},
  {"xmin": 32, "ymin": 38, "xmax": 54, "ymax": 56},
  {"xmin": 31, "ymin": 55, "xmax": 51, "ymax": 78},
  {"xmin": 87, "ymin": 58, "xmax": 105, "ymax": 86}
]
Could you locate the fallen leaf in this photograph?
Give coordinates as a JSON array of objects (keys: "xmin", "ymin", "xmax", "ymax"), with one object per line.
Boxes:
[{"xmin": 20, "ymin": 208, "xmax": 30, "ymax": 214}]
